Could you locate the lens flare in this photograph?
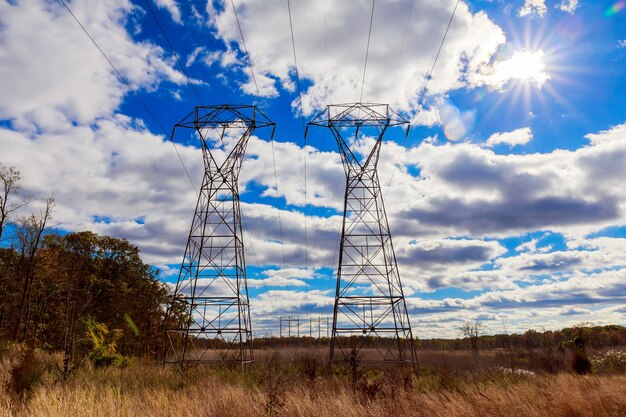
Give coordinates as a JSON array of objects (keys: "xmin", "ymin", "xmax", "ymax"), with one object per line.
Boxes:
[{"xmin": 605, "ymin": 1, "xmax": 625, "ymax": 17}]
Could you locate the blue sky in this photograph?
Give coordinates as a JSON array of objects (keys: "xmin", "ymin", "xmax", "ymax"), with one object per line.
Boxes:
[{"xmin": 1, "ymin": 0, "xmax": 625, "ymax": 338}]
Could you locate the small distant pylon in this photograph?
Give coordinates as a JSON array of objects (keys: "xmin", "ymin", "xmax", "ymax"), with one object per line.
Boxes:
[
  {"xmin": 163, "ymin": 104, "xmax": 275, "ymax": 370},
  {"xmin": 307, "ymin": 103, "xmax": 418, "ymax": 372}
]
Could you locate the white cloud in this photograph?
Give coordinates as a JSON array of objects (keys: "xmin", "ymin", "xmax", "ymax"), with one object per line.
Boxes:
[
  {"xmin": 204, "ymin": 0, "xmax": 506, "ymax": 116},
  {"xmin": 556, "ymin": 0, "xmax": 578, "ymax": 14},
  {"xmin": 495, "ymin": 245, "xmax": 626, "ymax": 275},
  {"xmin": 153, "ymin": 0, "xmax": 183, "ymax": 24},
  {"xmin": 585, "ymin": 122, "xmax": 626, "ymax": 145},
  {"xmin": 515, "ymin": 238, "xmax": 539, "ymax": 253},
  {"xmin": 405, "ymin": 267, "xmax": 626, "ymax": 337},
  {"xmin": 248, "ymin": 267, "xmax": 322, "ymax": 288},
  {"xmin": 485, "ymin": 127, "xmax": 533, "ymax": 147},
  {"xmin": 185, "ymin": 46, "xmax": 205, "ymax": 67},
  {"xmin": 0, "ymin": 119, "xmax": 201, "ymax": 264},
  {"xmin": 515, "ymin": 237, "xmax": 552, "ymax": 254},
  {"xmin": 186, "ymin": 46, "xmax": 223, "ymax": 68},
  {"xmin": 518, "ymin": 0, "xmax": 547, "ymax": 17},
  {"xmin": 0, "ymin": 0, "xmax": 187, "ymax": 130},
  {"xmin": 619, "ymin": 40, "xmax": 626, "ymax": 49},
  {"xmin": 398, "ymin": 238, "xmax": 506, "ymax": 270}
]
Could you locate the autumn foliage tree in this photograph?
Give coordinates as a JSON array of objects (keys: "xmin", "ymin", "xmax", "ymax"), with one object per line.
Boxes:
[
  {"xmin": 22, "ymin": 231, "xmax": 172, "ymax": 359},
  {"xmin": 0, "ymin": 163, "xmax": 177, "ymax": 364},
  {"xmin": 0, "ymin": 229, "xmax": 175, "ymax": 370}
]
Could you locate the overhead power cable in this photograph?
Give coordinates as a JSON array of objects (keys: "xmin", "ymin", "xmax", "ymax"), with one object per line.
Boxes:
[
  {"xmin": 270, "ymin": 139, "xmax": 288, "ymax": 279},
  {"xmin": 359, "ymin": 0, "xmax": 376, "ymax": 103},
  {"xmin": 324, "ymin": 0, "xmax": 328, "ymax": 103},
  {"xmin": 142, "ymin": 0, "xmax": 205, "ymax": 106},
  {"xmin": 56, "ymin": 0, "xmax": 197, "ymax": 193},
  {"xmin": 390, "ymin": 0, "xmax": 417, "ymax": 88},
  {"xmin": 230, "ymin": 0, "xmax": 261, "ymax": 99},
  {"xmin": 287, "ymin": 0, "xmax": 309, "ymax": 297},
  {"xmin": 384, "ymin": 0, "xmax": 460, "ymax": 197},
  {"xmin": 230, "ymin": 0, "xmax": 288, "ymax": 279},
  {"xmin": 287, "ymin": 0, "xmax": 305, "ymax": 123}
]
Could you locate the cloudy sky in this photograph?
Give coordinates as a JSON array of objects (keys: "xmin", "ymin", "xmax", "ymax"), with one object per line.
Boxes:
[{"xmin": 1, "ymin": 0, "xmax": 625, "ymax": 338}]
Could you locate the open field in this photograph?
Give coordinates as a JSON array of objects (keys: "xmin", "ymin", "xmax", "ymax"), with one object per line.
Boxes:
[{"xmin": 1, "ymin": 345, "xmax": 626, "ymax": 417}]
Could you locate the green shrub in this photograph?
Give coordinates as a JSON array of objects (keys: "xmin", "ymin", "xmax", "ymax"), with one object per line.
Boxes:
[{"xmin": 84, "ymin": 318, "xmax": 132, "ymax": 368}]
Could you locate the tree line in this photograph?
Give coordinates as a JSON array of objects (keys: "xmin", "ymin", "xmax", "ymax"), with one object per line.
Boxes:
[{"xmin": 425, "ymin": 323, "xmax": 626, "ymax": 352}]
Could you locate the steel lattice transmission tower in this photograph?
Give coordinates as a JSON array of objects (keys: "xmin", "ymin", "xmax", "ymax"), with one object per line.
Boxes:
[
  {"xmin": 163, "ymin": 104, "xmax": 275, "ymax": 369},
  {"xmin": 307, "ymin": 103, "xmax": 418, "ymax": 371}
]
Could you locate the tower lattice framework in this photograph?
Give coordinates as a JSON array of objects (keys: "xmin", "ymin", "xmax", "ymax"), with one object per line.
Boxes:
[
  {"xmin": 164, "ymin": 105, "xmax": 274, "ymax": 369},
  {"xmin": 307, "ymin": 103, "xmax": 418, "ymax": 371}
]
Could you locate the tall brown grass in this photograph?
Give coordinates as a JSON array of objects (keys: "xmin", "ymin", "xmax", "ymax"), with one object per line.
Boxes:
[{"xmin": 0, "ymin": 346, "xmax": 625, "ymax": 417}]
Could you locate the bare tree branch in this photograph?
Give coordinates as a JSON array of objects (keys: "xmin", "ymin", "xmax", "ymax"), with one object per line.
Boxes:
[{"xmin": 0, "ymin": 163, "xmax": 31, "ymax": 242}]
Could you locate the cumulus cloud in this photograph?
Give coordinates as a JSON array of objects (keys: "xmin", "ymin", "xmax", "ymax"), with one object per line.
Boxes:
[
  {"xmin": 0, "ymin": 119, "xmax": 200, "ymax": 265},
  {"xmin": 0, "ymin": 0, "xmax": 188, "ymax": 130},
  {"xmin": 398, "ymin": 239, "xmax": 506, "ymax": 268},
  {"xmin": 392, "ymin": 124, "xmax": 626, "ymax": 238},
  {"xmin": 204, "ymin": 0, "xmax": 506, "ymax": 115},
  {"xmin": 485, "ymin": 127, "xmax": 533, "ymax": 147},
  {"xmin": 406, "ymin": 268, "xmax": 626, "ymax": 337},
  {"xmin": 518, "ymin": 0, "xmax": 547, "ymax": 17}
]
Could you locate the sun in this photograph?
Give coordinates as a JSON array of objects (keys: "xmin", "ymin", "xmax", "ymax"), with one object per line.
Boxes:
[
  {"xmin": 501, "ymin": 50, "xmax": 549, "ymax": 86},
  {"xmin": 490, "ymin": 50, "xmax": 550, "ymax": 89},
  {"xmin": 478, "ymin": 12, "xmax": 587, "ymax": 125},
  {"xmin": 479, "ymin": 47, "xmax": 555, "ymax": 122}
]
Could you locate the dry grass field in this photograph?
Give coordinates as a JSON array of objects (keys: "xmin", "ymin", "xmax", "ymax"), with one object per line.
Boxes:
[{"xmin": 1, "ymin": 345, "xmax": 625, "ymax": 417}]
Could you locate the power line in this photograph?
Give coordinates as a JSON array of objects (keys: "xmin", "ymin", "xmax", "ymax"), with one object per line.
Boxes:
[
  {"xmin": 390, "ymin": 0, "xmax": 417, "ymax": 88},
  {"xmin": 287, "ymin": 0, "xmax": 305, "ymax": 122},
  {"xmin": 270, "ymin": 138, "xmax": 288, "ymax": 279},
  {"xmin": 142, "ymin": 0, "xmax": 205, "ymax": 106},
  {"xmin": 171, "ymin": 141, "xmax": 197, "ymax": 193},
  {"xmin": 359, "ymin": 0, "xmax": 376, "ymax": 103},
  {"xmin": 230, "ymin": 0, "xmax": 261, "ymax": 98},
  {"xmin": 417, "ymin": 0, "xmax": 460, "ymax": 110},
  {"xmin": 56, "ymin": 0, "xmax": 197, "ymax": 193},
  {"xmin": 324, "ymin": 0, "xmax": 328, "ymax": 102},
  {"xmin": 384, "ymin": 0, "xmax": 460, "ymax": 197},
  {"xmin": 240, "ymin": 208, "xmax": 261, "ymax": 274},
  {"xmin": 287, "ymin": 0, "xmax": 309, "ymax": 297},
  {"xmin": 230, "ymin": 0, "xmax": 287, "ymax": 279}
]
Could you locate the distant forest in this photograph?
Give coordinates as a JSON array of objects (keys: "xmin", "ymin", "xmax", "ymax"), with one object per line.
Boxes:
[{"xmin": 252, "ymin": 325, "xmax": 626, "ymax": 351}]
